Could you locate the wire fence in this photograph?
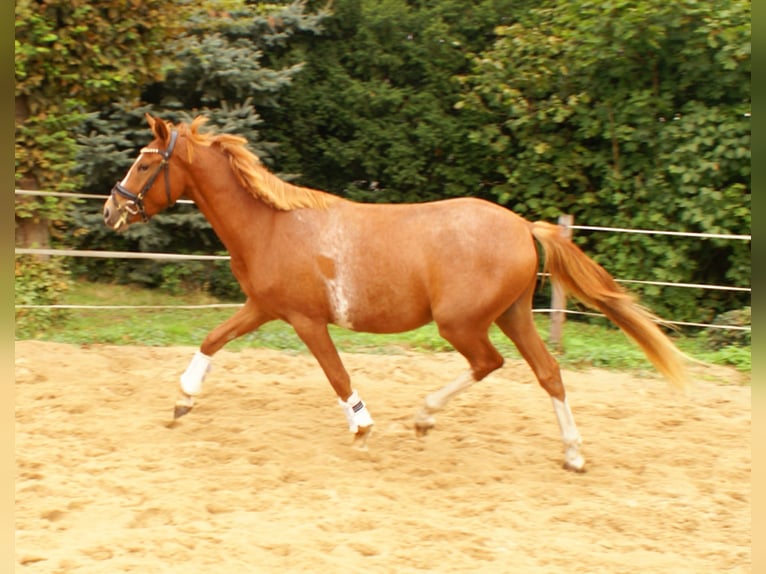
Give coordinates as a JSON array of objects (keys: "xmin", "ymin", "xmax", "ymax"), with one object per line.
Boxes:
[{"xmin": 15, "ymin": 189, "xmax": 751, "ymax": 333}]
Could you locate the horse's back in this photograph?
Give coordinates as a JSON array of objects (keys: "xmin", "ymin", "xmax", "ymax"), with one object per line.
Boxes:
[{"xmin": 343, "ymin": 197, "xmax": 536, "ymax": 272}]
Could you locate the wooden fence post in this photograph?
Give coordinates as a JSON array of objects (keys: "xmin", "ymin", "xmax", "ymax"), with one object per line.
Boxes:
[{"xmin": 548, "ymin": 214, "xmax": 573, "ymax": 352}]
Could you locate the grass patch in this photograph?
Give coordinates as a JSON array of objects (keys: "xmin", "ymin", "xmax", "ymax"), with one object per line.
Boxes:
[{"xmin": 19, "ymin": 280, "xmax": 750, "ymax": 376}]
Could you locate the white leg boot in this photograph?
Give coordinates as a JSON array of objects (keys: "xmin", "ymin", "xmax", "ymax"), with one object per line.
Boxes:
[
  {"xmin": 338, "ymin": 389, "xmax": 374, "ymax": 433},
  {"xmin": 174, "ymin": 351, "xmax": 212, "ymax": 418}
]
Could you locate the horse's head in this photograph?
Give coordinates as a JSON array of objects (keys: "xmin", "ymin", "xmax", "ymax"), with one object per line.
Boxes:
[{"xmin": 103, "ymin": 114, "xmax": 187, "ymax": 231}]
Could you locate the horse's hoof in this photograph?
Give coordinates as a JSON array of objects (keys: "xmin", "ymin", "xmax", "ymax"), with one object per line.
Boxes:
[
  {"xmin": 352, "ymin": 425, "xmax": 373, "ymax": 449},
  {"xmin": 174, "ymin": 392, "xmax": 195, "ymax": 420},
  {"xmin": 174, "ymin": 404, "xmax": 193, "ymax": 419},
  {"xmin": 562, "ymin": 461, "xmax": 587, "ymax": 473},
  {"xmin": 414, "ymin": 422, "xmax": 433, "ymax": 437},
  {"xmin": 414, "ymin": 410, "xmax": 435, "ymax": 436}
]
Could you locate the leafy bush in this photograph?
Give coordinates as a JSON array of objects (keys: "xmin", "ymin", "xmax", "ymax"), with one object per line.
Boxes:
[
  {"xmin": 708, "ymin": 345, "xmax": 750, "ymax": 372},
  {"xmin": 706, "ymin": 307, "xmax": 751, "ymax": 349},
  {"xmin": 208, "ymin": 259, "xmax": 244, "ymax": 301},
  {"xmin": 15, "ymin": 255, "xmax": 70, "ymax": 338}
]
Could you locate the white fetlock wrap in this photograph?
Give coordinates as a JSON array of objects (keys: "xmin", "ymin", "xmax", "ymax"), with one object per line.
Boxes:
[
  {"xmin": 552, "ymin": 396, "xmax": 585, "ymax": 470},
  {"xmin": 338, "ymin": 390, "xmax": 374, "ymax": 433},
  {"xmin": 180, "ymin": 351, "xmax": 212, "ymax": 396}
]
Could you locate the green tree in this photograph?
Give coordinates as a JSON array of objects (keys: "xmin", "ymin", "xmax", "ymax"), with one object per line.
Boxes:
[
  {"xmin": 260, "ymin": 0, "xmax": 524, "ymax": 203},
  {"xmin": 15, "ymin": 0, "xmax": 191, "ymax": 248},
  {"xmin": 461, "ymin": 0, "xmax": 750, "ymax": 322}
]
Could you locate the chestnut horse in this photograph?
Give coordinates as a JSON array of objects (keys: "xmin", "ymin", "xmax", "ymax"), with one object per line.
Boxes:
[{"xmin": 103, "ymin": 115, "xmax": 687, "ymax": 471}]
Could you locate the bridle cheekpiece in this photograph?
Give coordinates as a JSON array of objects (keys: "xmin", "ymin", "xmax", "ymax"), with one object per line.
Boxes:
[{"xmin": 110, "ymin": 129, "xmax": 179, "ymax": 227}]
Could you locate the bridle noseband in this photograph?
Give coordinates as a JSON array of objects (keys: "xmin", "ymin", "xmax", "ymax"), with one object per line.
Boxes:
[{"xmin": 110, "ymin": 129, "xmax": 179, "ymax": 225}]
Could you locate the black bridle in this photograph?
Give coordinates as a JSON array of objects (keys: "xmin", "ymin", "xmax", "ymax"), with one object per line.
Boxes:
[{"xmin": 110, "ymin": 129, "xmax": 179, "ymax": 225}]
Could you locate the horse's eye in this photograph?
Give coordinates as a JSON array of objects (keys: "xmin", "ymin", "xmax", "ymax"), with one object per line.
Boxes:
[{"xmin": 138, "ymin": 164, "xmax": 150, "ymax": 172}]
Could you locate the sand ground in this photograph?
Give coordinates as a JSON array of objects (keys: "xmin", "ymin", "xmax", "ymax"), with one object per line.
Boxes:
[{"xmin": 15, "ymin": 340, "xmax": 750, "ymax": 573}]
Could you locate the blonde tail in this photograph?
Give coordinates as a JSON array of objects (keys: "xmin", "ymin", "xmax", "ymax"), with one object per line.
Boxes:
[{"xmin": 531, "ymin": 221, "xmax": 688, "ymax": 389}]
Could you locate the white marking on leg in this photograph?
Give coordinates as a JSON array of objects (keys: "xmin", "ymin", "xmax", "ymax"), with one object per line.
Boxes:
[
  {"xmin": 180, "ymin": 350, "xmax": 212, "ymax": 396},
  {"xmin": 415, "ymin": 371, "xmax": 476, "ymax": 428},
  {"xmin": 425, "ymin": 371, "xmax": 476, "ymax": 412},
  {"xmin": 551, "ymin": 396, "xmax": 585, "ymax": 470}
]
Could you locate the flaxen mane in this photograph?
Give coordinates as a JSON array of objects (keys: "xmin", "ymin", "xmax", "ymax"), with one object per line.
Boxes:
[{"xmin": 178, "ymin": 117, "xmax": 336, "ymax": 210}]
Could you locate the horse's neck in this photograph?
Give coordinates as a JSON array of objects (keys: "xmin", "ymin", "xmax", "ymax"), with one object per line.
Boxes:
[{"xmin": 184, "ymin": 158, "xmax": 275, "ymax": 255}]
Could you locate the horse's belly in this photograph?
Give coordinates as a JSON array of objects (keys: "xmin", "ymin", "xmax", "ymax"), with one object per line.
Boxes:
[{"xmin": 328, "ymin": 275, "xmax": 432, "ymax": 333}]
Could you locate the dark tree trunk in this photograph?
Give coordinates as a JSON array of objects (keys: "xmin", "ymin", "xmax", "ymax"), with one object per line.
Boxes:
[{"xmin": 15, "ymin": 95, "xmax": 50, "ymax": 255}]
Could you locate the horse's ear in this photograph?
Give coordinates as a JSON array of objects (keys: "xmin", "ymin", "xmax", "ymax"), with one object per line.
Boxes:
[
  {"xmin": 145, "ymin": 113, "xmax": 159, "ymax": 130},
  {"xmin": 145, "ymin": 113, "xmax": 170, "ymax": 144}
]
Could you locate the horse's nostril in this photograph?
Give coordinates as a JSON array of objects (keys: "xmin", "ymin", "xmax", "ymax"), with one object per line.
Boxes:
[{"xmin": 103, "ymin": 207, "xmax": 111, "ymax": 223}]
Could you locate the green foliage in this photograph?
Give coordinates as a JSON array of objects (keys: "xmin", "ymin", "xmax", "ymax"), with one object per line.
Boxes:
[
  {"xmin": 704, "ymin": 345, "xmax": 750, "ymax": 372},
  {"xmin": 705, "ymin": 307, "xmax": 751, "ymax": 349},
  {"xmin": 208, "ymin": 259, "xmax": 244, "ymax": 301},
  {"xmin": 158, "ymin": 1, "xmax": 326, "ymax": 109},
  {"xmin": 15, "ymin": 0, "xmax": 193, "ymax": 229},
  {"xmin": 460, "ymin": 0, "xmax": 750, "ymax": 322},
  {"xmin": 15, "ymin": 256, "xmax": 71, "ymax": 338},
  {"xmin": 260, "ymin": 0, "xmax": 520, "ymax": 202},
  {"xmin": 15, "ymin": 111, "xmax": 83, "ymax": 195},
  {"xmin": 15, "ymin": 0, "xmax": 187, "ymax": 105}
]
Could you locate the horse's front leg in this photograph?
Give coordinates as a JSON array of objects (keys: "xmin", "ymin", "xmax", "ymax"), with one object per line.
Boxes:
[
  {"xmin": 290, "ymin": 317, "xmax": 374, "ymax": 446},
  {"xmin": 174, "ymin": 300, "xmax": 268, "ymax": 419}
]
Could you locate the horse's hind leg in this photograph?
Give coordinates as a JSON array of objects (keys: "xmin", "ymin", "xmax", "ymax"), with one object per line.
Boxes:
[
  {"xmin": 495, "ymin": 300, "xmax": 585, "ymax": 472},
  {"xmin": 414, "ymin": 324, "xmax": 504, "ymax": 434}
]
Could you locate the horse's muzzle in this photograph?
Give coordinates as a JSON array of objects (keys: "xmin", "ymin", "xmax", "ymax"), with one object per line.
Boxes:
[
  {"xmin": 103, "ymin": 192, "xmax": 133, "ymax": 231},
  {"xmin": 103, "ymin": 201, "xmax": 113, "ymax": 226}
]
